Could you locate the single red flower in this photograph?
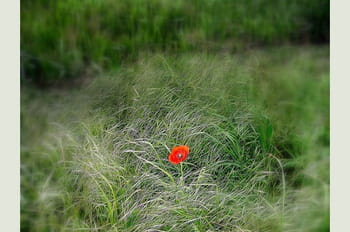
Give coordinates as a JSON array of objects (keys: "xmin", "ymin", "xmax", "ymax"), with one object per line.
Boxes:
[{"xmin": 168, "ymin": 145, "xmax": 190, "ymax": 164}]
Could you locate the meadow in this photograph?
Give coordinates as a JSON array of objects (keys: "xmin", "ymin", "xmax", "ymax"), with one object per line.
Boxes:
[
  {"xmin": 21, "ymin": 0, "xmax": 328, "ymax": 86},
  {"xmin": 21, "ymin": 0, "xmax": 329, "ymax": 231}
]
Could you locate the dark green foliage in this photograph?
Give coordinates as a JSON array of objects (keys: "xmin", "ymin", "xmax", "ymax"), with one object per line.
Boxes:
[
  {"xmin": 21, "ymin": 0, "xmax": 329, "ymax": 86},
  {"xmin": 297, "ymin": 0, "xmax": 330, "ymax": 43}
]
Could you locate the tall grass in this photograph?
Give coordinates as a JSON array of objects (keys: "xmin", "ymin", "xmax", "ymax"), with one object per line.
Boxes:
[
  {"xmin": 21, "ymin": 0, "xmax": 329, "ymax": 86},
  {"xmin": 21, "ymin": 46, "xmax": 329, "ymax": 231}
]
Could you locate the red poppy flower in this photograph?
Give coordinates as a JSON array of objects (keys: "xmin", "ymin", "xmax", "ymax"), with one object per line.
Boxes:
[{"xmin": 168, "ymin": 145, "xmax": 190, "ymax": 164}]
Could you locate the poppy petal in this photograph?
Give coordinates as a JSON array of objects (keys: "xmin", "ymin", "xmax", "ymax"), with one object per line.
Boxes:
[{"xmin": 168, "ymin": 145, "xmax": 190, "ymax": 164}]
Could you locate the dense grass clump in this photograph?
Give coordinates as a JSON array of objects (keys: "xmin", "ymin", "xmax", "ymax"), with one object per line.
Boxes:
[
  {"xmin": 21, "ymin": 46, "xmax": 329, "ymax": 231},
  {"xmin": 21, "ymin": 0, "xmax": 329, "ymax": 85}
]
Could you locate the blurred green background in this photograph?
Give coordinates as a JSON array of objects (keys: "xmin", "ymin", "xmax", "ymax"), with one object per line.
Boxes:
[{"xmin": 21, "ymin": 0, "xmax": 329, "ymax": 86}]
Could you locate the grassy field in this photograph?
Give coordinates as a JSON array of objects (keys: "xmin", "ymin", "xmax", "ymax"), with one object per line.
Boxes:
[
  {"xmin": 21, "ymin": 45, "xmax": 329, "ymax": 231},
  {"xmin": 21, "ymin": 0, "xmax": 329, "ymax": 231},
  {"xmin": 21, "ymin": 0, "xmax": 329, "ymax": 86}
]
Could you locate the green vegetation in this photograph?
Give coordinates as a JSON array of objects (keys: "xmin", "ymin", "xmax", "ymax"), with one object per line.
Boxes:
[
  {"xmin": 21, "ymin": 0, "xmax": 329, "ymax": 86},
  {"xmin": 21, "ymin": 46, "xmax": 329, "ymax": 231},
  {"xmin": 21, "ymin": 0, "xmax": 329, "ymax": 230}
]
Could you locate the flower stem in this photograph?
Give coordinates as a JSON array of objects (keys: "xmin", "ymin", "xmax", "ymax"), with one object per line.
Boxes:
[{"xmin": 180, "ymin": 162, "xmax": 184, "ymax": 185}]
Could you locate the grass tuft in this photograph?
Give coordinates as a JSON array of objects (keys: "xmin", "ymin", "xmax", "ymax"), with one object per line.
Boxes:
[{"xmin": 21, "ymin": 46, "xmax": 329, "ymax": 231}]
